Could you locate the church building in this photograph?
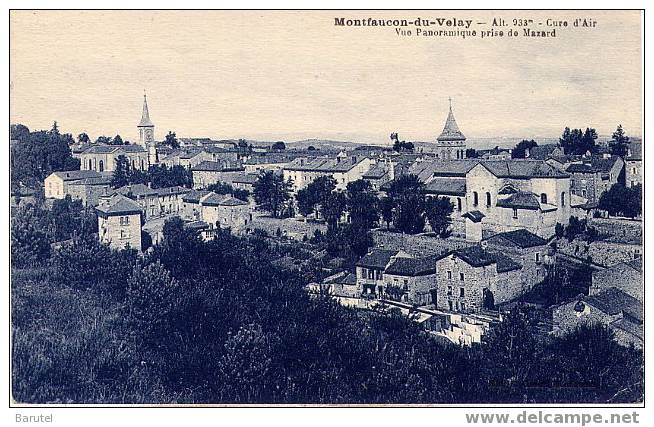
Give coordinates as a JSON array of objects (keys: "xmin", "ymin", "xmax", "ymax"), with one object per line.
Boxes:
[{"xmin": 417, "ymin": 99, "xmax": 467, "ymax": 159}]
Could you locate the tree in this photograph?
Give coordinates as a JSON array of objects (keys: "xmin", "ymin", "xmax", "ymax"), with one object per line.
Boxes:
[
  {"xmin": 148, "ymin": 164, "xmax": 193, "ymax": 189},
  {"xmin": 253, "ymin": 171, "xmax": 292, "ymax": 218},
  {"xmin": 77, "ymin": 132, "xmax": 90, "ymax": 144},
  {"xmin": 109, "ymin": 134, "xmax": 124, "ymax": 145},
  {"xmin": 10, "ymin": 124, "xmax": 30, "ymax": 142},
  {"xmin": 10, "ymin": 204, "xmax": 51, "ymax": 268},
  {"xmin": 207, "ymin": 182, "xmax": 250, "ymax": 202},
  {"xmin": 560, "ymin": 127, "xmax": 598, "ymax": 155},
  {"xmin": 111, "ymin": 155, "xmax": 131, "ymax": 188},
  {"xmin": 379, "ymin": 196, "xmax": 394, "ymax": 230},
  {"xmin": 465, "ymin": 148, "xmax": 479, "ymax": 159},
  {"xmin": 424, "ymin": 196, "xmax": 454, "ymax": 237},
  {"xmin": 163, "ymin": 131, "xmax": 179, "ymax": 149},
  {"xmin": 609, "ymin": 124, "xmax": 631, "ymax": 157},
  {"xmin": 598, "ymin": 183, "xmax": 641, "ymax": 218},
  {"xmin": 307, "ymin": 145, "xmax": 316, "ymax": 151},
  {"xmin": 512, "ymin": 139, "xmax": 538, "ymax": 159},
  {"xmin": 346, "ymin": 179, "xmax": 379, "ymax": 229},
  {"xmin": 295, "ymin": 176, "xmax": 337, "ymax": 219},
  {"xmin": 387, "ymin": 175, "xmax": 426, "ymax": 234},
  {"xmin": 127, "ymin": 261, "xmax": 180, "ymax": 330},
  {"xmin": 322, "ymin": 191, "xmax": 346, "ymax": 231},
  {"xmin": 272, "ymin": 141, "xmax": 286, "ymax": 150},
  {"xmin": 95, "ymin": 136, "xmax": 112, "ymax": 145},
  {"xmin": 390, "ymin": 132, "xmax": 414, "ymax": 152}
]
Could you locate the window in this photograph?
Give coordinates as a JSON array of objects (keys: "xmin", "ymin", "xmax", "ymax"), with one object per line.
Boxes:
[
  {"xmin": 459, "ymin": 287, "xmax": 465, "ymax": 297},
  {"xmin": 485, "ymin": 192, "xmax": 491, "ymax": 207},
  {"xmin": 582, "ymin": 189, "xmax": 587, "ymax": 197},
  {"xmin": 535, "ymin": 252, "xmax": 540, "ymax": 263},
  {"xmin": 473, "ymin": 192, "xmax": 479, "ymax": 207},
  {"xmin": 120, "ymin": 230, "xmax": 130, "ymax": 239},
  {"xmin": 360, "ymin": 268, "xmax": 367, "ymax": 279},
  {"xmin": 447, "ymin": 271, "xmax": 452, "ymax": 280},
  {"xmin": 512, "ymin": 208, "xmax": 518, "ymax": 219},
  {"xmin": 447, "ymin": 286, "xmax": 453, "ymax": 296},
  {"xmin": 457, "ymin": 197, "xmax": 462, "ymax": 211},
  {"xmin": 99, "ymin": 160, "xmax": 104, "ymax": 172},
  {"xmin": 119, "ymin": 216, "xmax": 129, "ymax": 225},
  {"xmin": 448, "ymin": 301, "xmax": 453, "ymax": 310},
  {"xmin": 561, "ymin": 192, "xmax": 566, "ymax": 207},
  {"xmin": 460, "ymin": 302, "xmax": 466, "ymax": 311},
  {"xmin": 459, "ymin": 272, "xmax": 465, "ymax": 281},
  {"xmin": 141, "ymin": 159, "xmax": 145, "ymax": 170},
  {"xmin": 632, "ymin": 167, "xmax": 637, "ymax": 174},
  {"xmin": 540, "ymin": 193, "xmax": 547, "ymax": 204}
]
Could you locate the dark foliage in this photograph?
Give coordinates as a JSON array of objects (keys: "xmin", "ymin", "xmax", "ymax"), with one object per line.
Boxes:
[
  {"xmin": 512, "ymin": 139, "xmax": 538, "ymax": 159},
  {"xmin": 559, "ymin": 127, "xmax": 598, "ymax": 155},
  {"xmin": 253, "ymin": 171, "xmax": 293, "ymax": 218},
  {"xmin": 598, "ymin": 184, "xmax": 641, "ymax": 219}
]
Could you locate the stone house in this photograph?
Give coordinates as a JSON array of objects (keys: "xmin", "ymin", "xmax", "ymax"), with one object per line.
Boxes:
[
  {"xmin": 191, "ymin": 160, "xmax": 246, "ymax": 188},
  {"xmin": 552, "ymin": 287, "xmax": 643, "ymax": 348},
  {"xmin": 160, "ymin": 147, "xmax": 240, "ymax": 169},
  {"xmin": 230, "ymin": 172, "xmax": 259, "ymax": 193},
  {"xmin": 382, "ymin": 255, "xmax": 438, "ymax": 305},
  {"xmin": 482, "ymin": 229, "xmax": 550, "ymax": 289},
  {"xmin": 590, "ymin": 258, "xmax": 642, "ymax": 302},
  {"xmin": 435, "ymin": 245, "xmax": 523, "ymax": 313},
  {"xmin": 155, "ymin": 186, "xmax": 192, "ymax": 215},
  {"xmin": 356, "ymin": 249, "xmax": 402, "ymax": 298},
  {"xmin": 96, "ymin": 194, "xmax": 143, "ymax": 251},
  {"xmin": 310, "ymin": 271, "xmax": 359, "ymax": 298},
  {"xmin": 114, "ymin": 183, "xmax": 161, "ymax": 220},
  {"xmin": 558, "ymin": 233, "xmax": 642, "ymax": 268},
  {"xmin": 80, "ymin": 144, "xmax": 149, "ymax": 173},
  {"xmin": 199, "ymin": 193, "xmax": 252, "ymax": 233},
  {"xmin": 44, "ymin": 170, "xmax": 106, "ymax": 200},
  {"xmin": 625, "ymin": 142, "xmax": 642, "ymax": 188},
  {"xmin": 66, "ymin": 175, "xmax": 113, "ymax": 207},
  {"xmin": 566, "ymin": 155, "xmax": 625, "ymax": 203},
  {"xmin": 283, "ymin": 156, "xmax": 373, "ymax": 192},
  {"xmin": 180, "ymin": 189, "xmax": 212, "ymax": 221}
]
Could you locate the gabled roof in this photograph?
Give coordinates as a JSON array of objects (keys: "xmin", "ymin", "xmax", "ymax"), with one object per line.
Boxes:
[
  {"xmin": 446, "ymin": 245, "xmax": 522, "ymax": 273},
  {"xmin": 437, "ymin": 106, "xmax": 466, "ymax": 141},
  {"xmin": 231, "ymin": 173, "xmax": 260, "ymax": 185},
  {"xmin": 463, "ymin": 210, "xmax": 485, "ymax": 223},
  {"xmin": 362, "ymin": 164, "xmax": 388, "ymax": 179},
  {"xmin": 479, "ymin": 160, "xmax": 570, "ymax": 179},
  {"xmin": 50, "ymin": 170, "xmax": 102, "ymax": 181},
  {"xmin": 156, "ymin": 186, "xmax": 192, "ymax": 196},
  {"xmin": 191, "ymin": 160, "xmax": 244, "ymax": 172},
  {"xmin": 82, "ymin": 144, "xmax": 147, "ymax": 154},
  {"xmin": 96, "ymin": 194, "xmax": 142, "ymax": 215},
  {"xmin": 115, "ymin": 183, "xmax": 158, "ymax": 198},
  {"xmin": 496, "ymin": 192, "xmax": 541, "ymax": 210},
  {"xmin": 424, "ymin": 178, "xmax": 466, "ymax": 196},
  {"xmin": 356, "ymin": 249, "xmax": 398, "ymax": 269},
  {"xmin": 584, "ymin": 287, "xmax": 642, "ymax": 321},
  {"xmin": 409, "ymin": 159, "xmax": 479, "ymax": 179},
  {"xmin": 284, "ymin": 156, "xmax": 367, "ymax": 172},
  {"xmin": 526, "ymin": 144, "xmax": 560, "ymax": 160},
  {"xmin": 384, "ymin": 255, "xmax": 438, "ymax": 276},
  {"xmin": 566, "ymin": 155, "xmax": 622, "ymax": 174},
  {"xmin": 201, "ymin": 193, "xmax": 248, "ymax": 207},
  {"xmin": 323, "ymin": 271, "xmax": 357, "ymax": 286},
  {"xmin": 484, "ymin": 229, "xmax": 547, "ymax": 248},
  {"xmin": 625, "ymin": 142, "xmax": 642, "ymax": 161},
  {"xmin": 68, "ymin": 175, "xmax": 113, "ymax": 186},
  {"xmin": 182, "ymin": 189, "xmax": 212, "ymax": 203}
]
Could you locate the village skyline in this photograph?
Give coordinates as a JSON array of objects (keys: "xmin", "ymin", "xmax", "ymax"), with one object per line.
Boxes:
[{"xmin": 10, "ymin": 11, "xmax": 642, "ymax": 144}]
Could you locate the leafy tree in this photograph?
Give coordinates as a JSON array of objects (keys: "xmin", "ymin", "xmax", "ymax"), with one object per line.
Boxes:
[
  {"xmin": 322, "ymin": 191, "xmax": 346, "ymax": 231},
  {"xmin": 207, "ymin": 182, "xmax": 250, "ymax": 202},
  {"xmin": 555, "ymin": 223, "xmax": 565, "ymax": 238},
  {"xmin": 77, "ymin": 132, "xmax": 90, "ymax": 144},
  {"xmin": 609, "ymin": 124, "xmax": 631, "ymax": 157},
  {"xmin": 163, "ymin": 131, "xmax": 179, "ymax": 149},
  {"xmin": 48, "ymin": 195, "xmax": 96, "ymax": 241},
  {"xmin": 465, "ymin": 148, "xmax": 478, "ymax": 158},
  {"xmin": 295, "ymin": 176, "xmax": 336, "ymax": 219},
  {"xmin": 390, "ymin": 132, "xmax": 414, "ymax": 152},
  {"xmin": 379, "ymin": 196, "xmax": 394, "ymax": 230},
  {"xmin": 272, "ymin": 141, "xmax": 286, "ymax": 150},
  {"xmin": 10, "ymin": 204, "xmax": 51, "ymax": 268},
  {"xmin": 109, "ymin": 134, "xmax": 124, "ymax": 145},
  {"xmin": 598, "ymin": 183, "xmax": 641, "ymax": 218},
  {"xmin": 148, "ymin": 164, "xmax": 193, "ymax": 189},
  {"xmin": 424, "ymin": 196, "xmax": 454, "ymax": 237},
  {"xmin": 111, "ymin": 155, "xmax": 131, "ymax": 188},
  {"xmin": 512, "ymin": 139, "xmax": 538, "ymax": 159},
  {"xmin": 560, "ymin": 127, "xmax": 598, "ymax": 155},
  {"xmin": 346, "ymin": 179, "xmax": 379, "ymax": 229},
  {"xmin": 10, "ymin": 123, "xmax": 30, "ymax": 142},
  {"xmin": 387, "ymin": 175, "xmax": 426, "ymax": 234},
  {"xmin": 95, "ymin": 136, "xmax": 112, "ymax": 145},
  {"xmin": 127, "ymin": 261, "xmax": 180, "ymax": 330},
  {"xmin": 253, "ymin": 171, "xmax": 292, "ymax": 218}
]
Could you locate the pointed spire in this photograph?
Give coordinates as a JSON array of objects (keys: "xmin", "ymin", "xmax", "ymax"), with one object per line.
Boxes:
[
  {"xmin": 138, "ymin": 91, "xmax": 154, "ymax": 127},
  {"xmin": 437, "ymin": 98, "xmax": 466, "ymax": 141}
]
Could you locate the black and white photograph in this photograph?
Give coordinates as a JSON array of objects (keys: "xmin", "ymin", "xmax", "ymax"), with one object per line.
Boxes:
[{"xmin": 6, "ymin": 5, "xmax": 648, "ymax": 424}]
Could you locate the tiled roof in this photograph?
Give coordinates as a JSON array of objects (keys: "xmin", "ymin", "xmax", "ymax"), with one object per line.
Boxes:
[
  {"xmin": 409, "ymin": 160, "xmax": 479, "ymax": 179},
  {"xmin": 50, "ymin": 170, "xmax": 102, "ymax": 181},
  {"xmin": 437, "ymin": 107, "xmax": 466, "ymax": 141},
  {"xmin": 384, "ymin": 255, "xmax": 438, "ymax": 276},
  {"xmin": 496, "ymin": 192, "xmax": 541, "ymax": 210},
  {"xmin": 584, "ymin": 287, "xmax": 642, "ymax": 321},
  {"xmin": 182, "ymin": 189, "xmax": 212, "ymax": 203},
  {"xmin": 356, "ymin": 249, "xmax": 398, "ymax": 269},
  {"xmin": 480, "ymin": 160, "xmax": 570, "ymax": 179},
  {"xmin": 526, "ymin": 144, "xmax": 560, "ymax": 160},
  {"xmin": 566, "ymin": 155, "xmax": 622, "ymax": 174},
  {"xmin": 82, "ymin": 144, "xmax": 147, "ymax": 154},
  {"xmin": 231, "ymin": 173, "xmax": 260, "ymax": 185},
  {"xmin": 284, "ymin": 156, "xmax": 367, "ymax": 172},
  {"xmin": 68, "ymin": 175, "xmax": 113, "ymax": 186},
  {"xmin": 96, "ymin": 194, "xmax": 142, "ymax": 215},
  {"xmin": 484, "ymin": 229, "xmax": 547, "ymax": 248},
  {"xmin": 324, "ymin": 271, "xmax": 357, "ymax": 286},
  {"xmin": 115, "ymin": 183, "xmax": 159, "ymax": 198},
  {"xmin": 493, "ymin": 253, "xmax": 523, "ymax": 273},
  {"xmin": 624, "ymin": 258, "xmax": 643, "ymax": 272},
  {"xmin": 156, "ymin": 186, "xmax": 192, "ymax": 196},
  {"xmin": 362, "ymin": 164, "xmax": 388, "ymax": 179},
  {"xmin": 201, "ymin": 193, "xmax": 248, "ymax": 207},
  {"xmin": 625, "ymin": 142, "xmax": 642, "ymax": 161},
  {"xmin": 449, "ymin": 245, "xmax": 522, "ymax": 272},
  {"xmin": 424, "ymin": 178, "xmax": 466, "ymax": 196},
  {"xmin": 191, "ymin": 160, "xmax": 244, "ymax": 172}
]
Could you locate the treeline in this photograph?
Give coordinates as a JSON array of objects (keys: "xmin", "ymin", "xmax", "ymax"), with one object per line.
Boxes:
[
  {"xmin": 111, "ymin": 157, "xmax": 193, "ymax": 189},
  {"xmin": 10, "ymin": 123, "xmax": 80, "ymax": 190},
  {"xmin": 12, "ymin": 216, "xmax": 643, "ymax": 404}
]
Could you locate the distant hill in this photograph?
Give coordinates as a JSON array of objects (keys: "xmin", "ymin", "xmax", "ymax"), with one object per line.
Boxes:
[{"xmin": 285, "ymin": 139, "xmax": 363, "ymax": 152}]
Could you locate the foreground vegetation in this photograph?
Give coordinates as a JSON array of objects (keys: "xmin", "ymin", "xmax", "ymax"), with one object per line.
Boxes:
[{"xmin": 12, "ymin": 217, "xmax": 642, "ymax": 404}]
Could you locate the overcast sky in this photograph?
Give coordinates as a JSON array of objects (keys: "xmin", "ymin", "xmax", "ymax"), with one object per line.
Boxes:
[{"xmin": 10, "ymin": 10, "xmax": 642, "ymax": 144}]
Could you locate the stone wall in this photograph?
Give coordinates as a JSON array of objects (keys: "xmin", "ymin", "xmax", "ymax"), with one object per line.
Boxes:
[
  {"xmin": 249, "ymin": 215, "xmax": 327, "ymax": 240},
  {"xmin": 588, "ymin": 217, "xmax": 642, "ymax": 243}
]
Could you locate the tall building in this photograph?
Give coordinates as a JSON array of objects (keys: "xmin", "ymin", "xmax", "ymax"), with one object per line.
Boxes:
[
  {"xmin": 435, "ymin": 99, "xmax": 467, "ymax": 160},
  {"xmin": 138, "ymin": 92, "xmax": 158, "ymax": 165}
]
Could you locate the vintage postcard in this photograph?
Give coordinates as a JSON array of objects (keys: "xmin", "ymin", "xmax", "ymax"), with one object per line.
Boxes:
[{"xmin": 9, "ymin": 8, "xmax": 644, "ymax": 415}]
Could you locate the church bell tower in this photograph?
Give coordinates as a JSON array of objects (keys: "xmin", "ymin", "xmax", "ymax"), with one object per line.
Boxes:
[{"xmin": 137, "ymin": 91, "xmax": 157, "ymax": 165}]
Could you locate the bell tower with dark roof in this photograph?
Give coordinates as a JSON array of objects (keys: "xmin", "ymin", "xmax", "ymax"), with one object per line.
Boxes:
[{"xmin": 436, "ymin": 98, "xmax": 467, "ymax": 160}]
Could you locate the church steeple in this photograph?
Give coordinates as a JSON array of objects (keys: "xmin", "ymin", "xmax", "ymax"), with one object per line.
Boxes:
[
  {"xmin": 138, "ymin": 91, "xmax": 154, "ymax": 128},
  {"xmin": 437, "ymin": 99, "xmax": 466, "ymax": 142}
]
